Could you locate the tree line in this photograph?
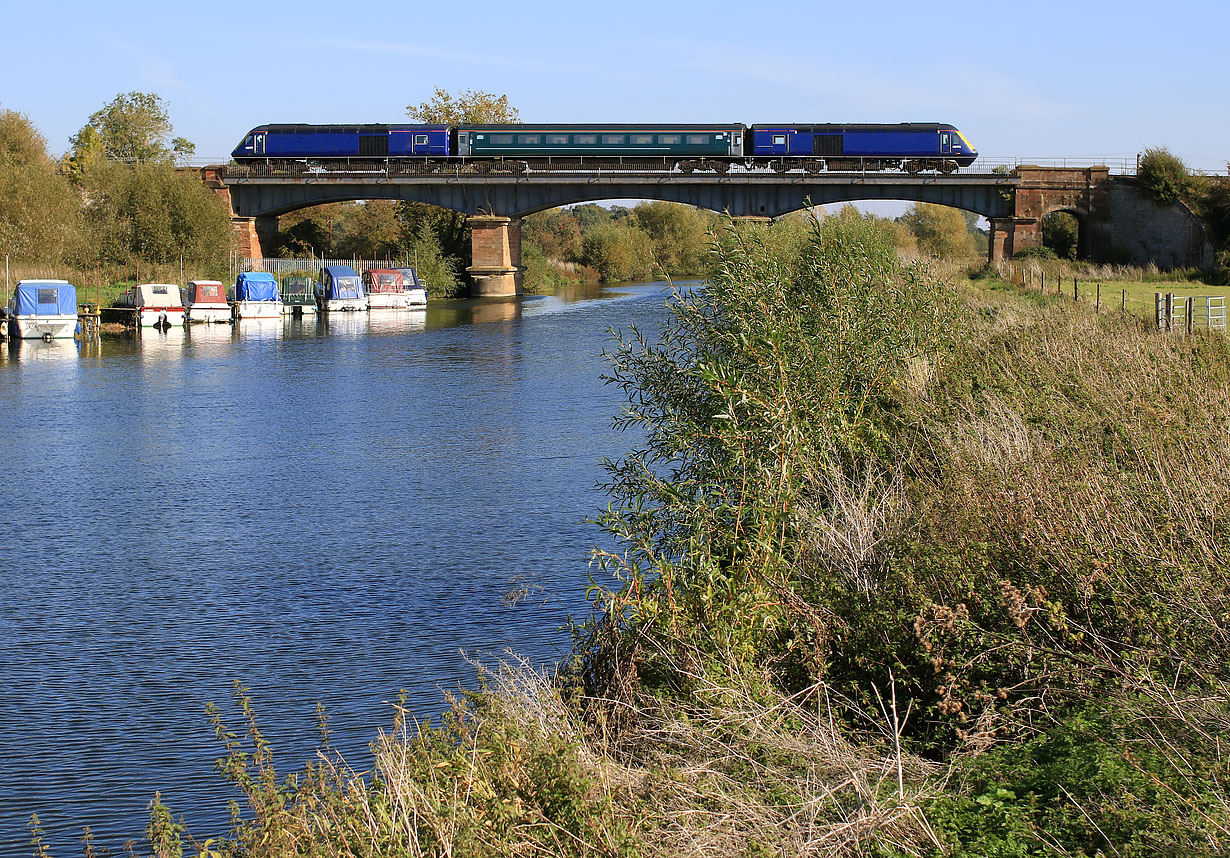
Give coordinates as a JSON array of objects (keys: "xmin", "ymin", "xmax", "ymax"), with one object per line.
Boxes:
[{"xmin": 0, "ymin": 92, "xmax": 231, "ymax": 284}]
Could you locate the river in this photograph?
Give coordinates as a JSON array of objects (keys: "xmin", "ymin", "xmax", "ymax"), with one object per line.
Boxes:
[{"xmin": 0, "ymin": 282, "xmax": 678, "ymax": 855}]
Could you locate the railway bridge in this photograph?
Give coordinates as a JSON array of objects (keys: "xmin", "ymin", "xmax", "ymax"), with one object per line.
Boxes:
[{"xmin": 205, "ymin": 163, "xmax": 1209, "ymax": 296}]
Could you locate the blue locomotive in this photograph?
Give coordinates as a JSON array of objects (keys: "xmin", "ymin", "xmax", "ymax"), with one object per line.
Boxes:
[{"xmin": 231, "ymin": 121, "xmax": 977, "ymax": 173}]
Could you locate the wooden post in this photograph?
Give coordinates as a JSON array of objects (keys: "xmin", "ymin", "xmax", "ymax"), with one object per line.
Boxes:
[
  {"xmin": 1122, "ymin": 289, "xmax": 1126, "ymax": 315},
  {"xmin": 1073, "ymin": 278, "xmax": 1078, "ymax": 302},
  {"xmin": 1164, "ymin": 293, "xmax": 1173, "ymax": 331},
  {"xmin": 1041, "ymin": 271, "xmax": 1046, "ymax": 293},
  {"xmin": 1186, "ymin": 297, "xmax": 1194, "ymax": 334},
  {"xmin": 1096, "ymin": 283, "xmax": 1101, "ymax": 313}
]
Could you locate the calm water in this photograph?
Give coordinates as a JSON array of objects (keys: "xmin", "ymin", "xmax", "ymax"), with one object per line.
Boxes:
[{"xmin": 0, "ymin": 282, "xmax": 676, "ymax": 855}]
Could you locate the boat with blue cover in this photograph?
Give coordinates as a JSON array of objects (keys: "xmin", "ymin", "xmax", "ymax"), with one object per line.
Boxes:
[
  {"xmin": 317, "ymin": 265, "xmax": 367, "ymax": 312},
  {"xmin": 6, "ymin": 280, "xmax": 79, "ymax": 340},
  {"xmin": 233, "ymin": 272, "xmax": 284, "ymax": 320}
]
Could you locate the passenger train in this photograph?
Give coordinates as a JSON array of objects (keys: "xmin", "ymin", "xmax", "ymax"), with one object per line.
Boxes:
[{"xmin": 231, "ymin": 122, "xmax": 977, "ymax": 173}]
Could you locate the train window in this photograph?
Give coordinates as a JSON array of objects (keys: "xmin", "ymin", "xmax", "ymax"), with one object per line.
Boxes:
[
  {"xmin": 575, "ymin": 135, "xmax": 597, "ymax": 144},
  {"xmin": 414, "ymin": 135, "xmax": 429, "ymax": 145},
  {"xmin": 603, "ymin": 135, "xmax": 626, "ymax": 144},
  {"xmin": 518, "ymin": 135, "xmax": 541, "ymax": 144},
  {"xmin": 686, "ymin": 135, "xmax": 709, "ymax": 144},
  {"xmin": 490, "ymin": 135, "xmax": 514, "ymax": 144},
  {"xmin": 632, "ymin": 135, "xmax": 653, "ymax": 144},
  {"xmin": 773, "ymin": 135, "xmax": 786, "ymax": 146},
  {"xmin": 547, "ymin": 134, "xmax": 570, "ymax": 144},
  {"xmin": 658, "ymin": 134, "xmax": 681, "ymax": 144}
]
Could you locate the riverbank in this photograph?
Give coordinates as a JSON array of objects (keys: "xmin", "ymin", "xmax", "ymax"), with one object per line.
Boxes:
[{"xmin": 97, "ymin": 215, "xmax": 1229, "ymax": 857}]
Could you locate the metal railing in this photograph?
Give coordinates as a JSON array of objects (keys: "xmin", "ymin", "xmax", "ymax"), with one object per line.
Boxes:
[{"xmin": 230, "ymin": 255, "xmax": 418, "ymax": 279}]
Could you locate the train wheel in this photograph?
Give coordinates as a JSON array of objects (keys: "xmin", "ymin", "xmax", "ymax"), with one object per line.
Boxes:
[
  {"xmin": 904, "ymin": 160, "xmax": 921, "ymax": 174},
  {"xmin": 712, "ymin": 161, "xmax": 730, "ymax": 175},
  {"xmin": 940, "ymin": 160, "xmax": 958, "ymax": 175}
]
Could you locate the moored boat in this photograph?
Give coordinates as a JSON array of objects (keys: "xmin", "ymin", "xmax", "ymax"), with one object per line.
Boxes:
[
  {"xmin": 392, "ymin": 267, "xmax": 428, "ymax": 307},
  {"xmin": 280, "ymin": 275, "xmax": 317, "ymax": 315},
  {"xmin": 233, "ymin": 272, "xmax": 284, "ymax": 320},
  {"xmin": 185, "ymin": 280, "xmax": 232, "ymax": 323},
  {"xmin": 5, "ymin": 279, "xmax": 79, "ymax": 340},
  {"xmin": 363, "ymin": 268, "xmax": 417, "ymax": 310},
  {"xmin": 116, "ymin": 283, "xmax": 187, "ymax": 328},
  {"xmin": 317, "ymin": 265, "xmax": 367, "ymax": 312}
]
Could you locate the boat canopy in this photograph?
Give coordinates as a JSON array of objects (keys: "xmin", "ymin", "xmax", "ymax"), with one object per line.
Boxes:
[
  {"xmin": 11, "ymin": 280, "xmax": 77, "ymax": 316},
  {"xmin": 136, "ymin": 284, "xmax": 183, "ymax": 308},
  {"xmin": 236, "ymin": 272, "xmax": 280, "ymax": 302},
  {"xmin": 188, "ymin": 280, "xmax": 226, "ymax": 304},
  {"xmin": 364, "ymin": 268, "xmax": 404, "ymax": 294},
  {"xmin": 392, "ymin": 267, "xmax": 424, "ymax": 290},
  {"xmin": 320, "ymin": 265, "xmax": 363, "ymax": 300}
]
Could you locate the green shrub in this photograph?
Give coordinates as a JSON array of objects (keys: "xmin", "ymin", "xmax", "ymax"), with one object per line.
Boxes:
[{"xmin": 1137, "ymin": 146, "xmax": 1194, "ymax": 205}]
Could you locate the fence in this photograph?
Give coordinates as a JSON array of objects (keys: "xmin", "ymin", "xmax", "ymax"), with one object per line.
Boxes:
[
  {"xmin": 1155, "ymin": 293, "xmax": 1228, "ymax": 333},
  {"xmin": 229, "ymin": 254, "xmax": 419, "ymax": 279}
]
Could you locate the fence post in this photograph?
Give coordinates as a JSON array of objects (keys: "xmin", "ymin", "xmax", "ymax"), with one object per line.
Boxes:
[
  {"xmin": 1187, "ymin": 298, "xmax": 1194, "ymax": 334},
  {"xmin": 1073, "ymin": 277, "xmax": 1078, "ymax": 302},
  {"xmin": 1041, "ymin": 271, "xmax": 1046, "ymax": 293},
  {"xmin": 1164, "ymin": 293, "xmax": 1172, "ymax": 331},
  {"xmin": 1096, "ymin": 283, "xmax": 1101, "ymax": 313}
]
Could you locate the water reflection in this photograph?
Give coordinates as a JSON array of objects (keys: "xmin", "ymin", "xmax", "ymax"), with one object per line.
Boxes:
[
  {"xmin": 233, "ymin": 317, "xmax": 285, "ymax": 343},
  {"xmin": 1, "ymin": 338, "xmax": 81, "ymax": 364},
  {"xmin": 315, "ymin": 312, "xmax": 369, "ymax": 339},
  {"xmin": 136, "ymin": 326, "xmax": 187, "ymax": 362},
  {"xmin": 366, "ymin": 309, "xmax": 427, "ymax": 336},
  {"xmin": 184, "ymin": 322, "xmax": 237, "ymax": 356}
]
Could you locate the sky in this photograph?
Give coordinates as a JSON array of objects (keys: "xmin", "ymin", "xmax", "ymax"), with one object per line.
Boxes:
[{"xmin": 3, "ymin": 0, "xmax": 1227, "ymax": 173}]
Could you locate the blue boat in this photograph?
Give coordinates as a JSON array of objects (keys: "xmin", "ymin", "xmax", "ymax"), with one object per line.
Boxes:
[
  {"xmin": 317, "ymin": 266, "xmax": 367, "ymax": 312},
  {"xmin": 6, "ymin": 280, "xmax": 78, "ymax": 340},
  {"xmin": 234, "ymin": 272, "xmax": 283, "ymax": 320}
]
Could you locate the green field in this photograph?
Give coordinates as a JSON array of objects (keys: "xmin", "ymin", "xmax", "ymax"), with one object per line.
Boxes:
[{"xmin": 977, "ymin": 276, "xmax": 1228, "ymax": 322}]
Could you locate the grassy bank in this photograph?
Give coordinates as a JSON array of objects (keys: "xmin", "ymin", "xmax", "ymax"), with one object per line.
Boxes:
[{"xmin": 50, "ymin": 216, "xmax": 1230, "ymax": 857}]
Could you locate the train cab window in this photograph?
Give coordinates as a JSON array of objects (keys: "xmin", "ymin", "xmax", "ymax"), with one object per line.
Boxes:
[
  {"xmin": 491, "ymin": 135, "xmax": 514, "ymax": 144},
  {"xmin": 518, "ymin": 135, "xmax": 541, "ymax": 144},
  {"xmin": 547, "ymin": 134, "xmax": 570, "ymax": 144},
  {"xmin": 575, "ymin": 135, "xmax": 597, "ymax": 144},
  {"xmin": 414, "ymin": 135, "xmax": 429, "ymax": 145},
  {"xmin": 686, "ymin": 134, "xmax": 709, "ymax": 145},
  {"xmin": 772, "ymin": 135, "xmax": 787, "ymax": 146},
  {"xmin": 631, "ymin": 135, "xmax": 654, "ymax": 145},
  {"xmin": 658, "ymin": 134, "xmax": 681, "ymax": 144},
  {"xmin": 603, "ymin": 135, "xmax": 626, "ymax": 144}
]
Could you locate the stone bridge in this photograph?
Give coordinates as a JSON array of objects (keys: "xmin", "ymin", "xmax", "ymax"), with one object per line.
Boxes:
[{"xmin": 201, "ymin": 163, "xmax": 1213, "ymax": 297}]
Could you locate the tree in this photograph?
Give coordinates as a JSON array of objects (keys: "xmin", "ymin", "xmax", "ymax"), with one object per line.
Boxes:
[
  {"xmin": 69, "ymin": 92, "xmax": 175, "ymax": 165},
  {"xmin": 899, "ymin": 202, "xmax": 976, "ymax": 259},
  {"xmin": 630, "ymin": 201, "xmax": 715, "ymax": 275},
  {"xmin": 0, "ymin": 107, "xmax": 51, "ymax": 165},
  {"xmin": 335, "ymin": 201, "xmax": 403, "ymax": 260},
  {"xmin": 1137, "ymin": 146, "xmax": 1194, "ymax": 206},
  {"xmin": 405, "ymin": 87, "xmax": 520, "ymax": 125},
  {"xmin": 0, "ymin": 109, "xmax": 83, "ymax": 262},
  {"xmin": 1042, "ymin": 211, "xmax": 1080, "ymax": 259},
  {"xmin": 523, "ymin": 208, "xmax": 583, "ymax": 262},
  {"xmin": 399, "ymin": 89, "xmax": 522, "ymax": 289}
]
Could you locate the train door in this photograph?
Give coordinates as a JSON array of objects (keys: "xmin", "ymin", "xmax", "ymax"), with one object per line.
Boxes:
[
  {"xmin": 767, "ymin": 131, "xmax": 788, "ymax": 156},
  {"xmin": 253, "ymin": 132, "xmax": 266, "ymax": 156},
  {"xmin": 940, "ymin": 131, "xmax": 952, "ymax": 156},
  {"xmin": 412, "ymin": 133, "xmax": 430, "ymax": 155}
]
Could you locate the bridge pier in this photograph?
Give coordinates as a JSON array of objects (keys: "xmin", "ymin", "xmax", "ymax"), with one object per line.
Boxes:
[
  {"xmin": 467, "ymin": 215, "xmax": 522, "ymax": 297},
  {"xmin": 988, "ymin": 217, "xmax": 1041, "ymax": 263},
  {"xmin": 231, "ymin": 216, "xmax": 280, "ymax": 260}
]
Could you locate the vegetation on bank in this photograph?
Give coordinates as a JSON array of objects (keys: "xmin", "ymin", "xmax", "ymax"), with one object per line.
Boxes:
[
  {"xmin": 0, "ymin": 94, "xmax": 232, "ymax": 298},
  {"xmin": 39, "ymin": 208, "xmax": 1227, "ymax": 858},
  {"xmin": 1134, "ymin": 146, "xmax": 1230, "ymax": 280}
]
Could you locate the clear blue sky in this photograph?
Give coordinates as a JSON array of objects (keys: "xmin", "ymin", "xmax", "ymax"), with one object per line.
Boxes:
[{"xmin": 3, "ymin": 0, "xmax": 1226, "ymax": 171}]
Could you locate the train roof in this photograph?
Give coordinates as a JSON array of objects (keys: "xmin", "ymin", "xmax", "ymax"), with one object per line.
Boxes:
[
  {"xmin": 750, "ymin": 123, "xmax": 960, "ymax": 132},
  {"xmin": 457, "ymin": 123, "xmax": 745, "ymax": 131},
  {"xmin": 246, "ymin": 124, "xmax": 450, "ymax": 134}
]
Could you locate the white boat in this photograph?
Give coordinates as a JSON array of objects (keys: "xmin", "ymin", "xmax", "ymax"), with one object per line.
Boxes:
[
  {"xmin": 5, "ymin": 279, "xmax": 79, "ymax": 339},
  {"xmin": 233, "ymin": 272, "xmax": 284, "ymax": 319},
  {"xmin": 363, "ymin": 268, "xmax": 424, "ymax": 310},
  {"xmin": 117, "ymin": 283, "xmax": 186, "ymax": 328},
  {"xmin": 392, "ymin": 266, "xmax": 429, "ymax": 307},
  {"xmin": 185, "ymin": 280, "xmax": 232, "ymax": 323},
  {"xmin": 317, "ymin": 265, "xmax": 368, "ymax": 312}
]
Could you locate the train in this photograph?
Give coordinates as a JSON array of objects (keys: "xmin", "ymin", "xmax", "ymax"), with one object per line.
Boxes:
[{"xmin": 231, "ymin": 122, "xmax": 978, "ymax": 173}]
